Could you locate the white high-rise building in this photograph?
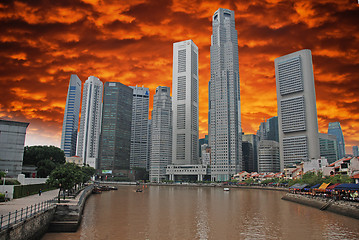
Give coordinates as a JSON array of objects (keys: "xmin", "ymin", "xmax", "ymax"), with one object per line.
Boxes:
[
  {"xmin": 150, "ymin": 86, "xmax": 172, "ymax": 182},
  {"xmin": 130, "ymin": 86, "xmax": 150, "ymax": 169},
  {"xmin": 77, "ymin": 76, "xmax": 103, "ymax": 169},
  {"xmin": 209, "ymin": 8, "xmax": 242, "ymax": 181},
  {"xmin": 61, "ymin": 74, "xmax": 82, "ymax": 157},
  {"xmin": 172, "ymin": 40, "xmax": 199, "ymax": 165},
  {"xmin": 275, "ymin": 49, "xmax": 320, "ymax": 170}
]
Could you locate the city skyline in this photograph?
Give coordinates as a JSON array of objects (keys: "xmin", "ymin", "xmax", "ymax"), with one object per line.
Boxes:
[{"xmin": 0, "ymin": 0, "xmax": 358, "ymax": 154}]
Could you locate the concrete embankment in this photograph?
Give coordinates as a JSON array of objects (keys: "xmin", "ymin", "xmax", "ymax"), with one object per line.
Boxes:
[
  {"xmin": 0, "ymin": 208, "xmax": 56, "ymax": 240},
  {"xmin": 48, "ymin": 185, "xmax": 93, "ymax": 232},
  {"xmin": 282, "ymin": 193, "xmax": 359, "ymax": 220}
]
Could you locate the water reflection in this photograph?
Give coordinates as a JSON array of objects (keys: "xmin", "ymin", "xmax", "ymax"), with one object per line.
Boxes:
[{"xmin": 42, "ymin": 186, "xmax": 359, "ymax": 240}]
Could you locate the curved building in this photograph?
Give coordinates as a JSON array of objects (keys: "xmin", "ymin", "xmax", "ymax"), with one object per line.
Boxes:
[{"xmin": 328, "ymin": 122, "xmax": 345, "ymax": 159}]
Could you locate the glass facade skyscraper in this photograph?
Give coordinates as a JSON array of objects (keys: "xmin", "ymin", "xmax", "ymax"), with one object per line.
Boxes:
[
  {"xmin": 275, "ymin": 49, "xmax": 320, "ymax": 169},
  {"xmin": 328, "ymin": 122, "xmax": 345, "ymax": 159},
  {"xmin": 257, "ymin": 116, "xmax": 279, "ymax": 142},
  {"xmin": 353, "ymin": 146, "xmax": 358, "ymax": 157},
  {"xmin": 209, "ymin": 8, "xmax": 242, "ymax": 181},
  {"xmin": 242, "ymin": 134, "xmax": 258, "ymax": 172},
  {"xmin": 129, "ymin": 86, "xmax": 150, "ymax": 170},
  {"xmin": 150, "ymin": 86, "xmax": 172, "ymax": 182},
  {"xmin": 318, "ymin": 133, "xmax": 338, "ymax": 164},
  {"xmin": 99, "ymin": 82, "xmax": 133, "ymax": 170},
  {"xmin": 61, "ymin": 74, "xmax": 81, "ymax": 157}
]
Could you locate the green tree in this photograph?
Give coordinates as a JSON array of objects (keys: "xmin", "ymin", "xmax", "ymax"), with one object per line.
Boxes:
[
  {"xmin": 47, "ymin": 163, "xmax": 84, "ymax": 192},
  {"xmin": 81, "ymin": 165, "xmax": 96, "ymax": 183},
  {"xmin": 23, "ymin": 145, "xmax": 66, "ymax": 177},
  {"xmin": 36, "ymin": 159, "xmax": 57, "ymax": 178},
  {"xmin": 324, "ymin": 174, "xmax": 353, "ymax": 184},
  {"xmin": 23, "ymin": 145, "xmax": 66, "ymax": 166}
]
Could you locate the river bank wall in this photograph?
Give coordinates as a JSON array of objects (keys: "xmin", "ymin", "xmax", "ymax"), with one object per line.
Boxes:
[
  {"xmin": 48, "ymin": 185, "xmax": 93, "ymax": 232},
  {"xmin": 0, "ymin": 208, "xmax": 56, "ymax": 240},
  {"xmin": 282, "ymin": 193, "xmax": 359, "ymax": 220}
]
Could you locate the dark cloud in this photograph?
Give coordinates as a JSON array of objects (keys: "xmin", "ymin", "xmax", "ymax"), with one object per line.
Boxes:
[{"xmin": 0, "ymin": 0, "xmax": 358, "ymax": 151}]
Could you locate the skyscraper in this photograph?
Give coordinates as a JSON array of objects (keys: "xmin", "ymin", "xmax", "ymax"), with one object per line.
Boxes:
[
  {"xmin": 328, "ymin": 122, "xmax": 345, "ymax": 159},
  {"xmin": 172, "ymin": 40, "xmax": 199, "ymax": 165},
  {"xmin": 318, "ymin": 133, "xmax": 338, "ymax": 164},
  {"xmin": 61, "ymin": 74, "xmax": 82, "ymax": 157},
  {"xmin": 209, "ymin": 8, "xmax": 242, "ymax": 181},
  {"xmin": 129, "ymin": 86, "xmax": 150, "ymax": 169},
  {"xmin": 353, "ymin": 146, "xmax": 359, "ymax": 157},
  {"xmin": 242, "ymin": 134, "xmax": 258, "ymax": 172},
  {"xmin": 77, "ymin": 76, "xmax": 103, "ymax": 168},
  {"xmin": 150, "ymin": 86, "xmax": 172, "ymax": 182},
  {"xmin": 257, "ymin": 140, "xmax": 280, "ymax": 173},
  {"xmin": 98, "ymin": 82, "xmax": 133, "ymax": 171},
  {"xmin": 257, "ymin": 117, "xmax": 279, "ymax": 142},
  {"xmin": 275, "ymin": 49, "xmax": 320, "ymax": 169}
]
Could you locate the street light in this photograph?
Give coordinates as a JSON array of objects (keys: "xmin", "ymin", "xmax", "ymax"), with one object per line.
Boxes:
[{"xmin": 2, "ymin": 169, "xmax": 8, "ymax": 186}]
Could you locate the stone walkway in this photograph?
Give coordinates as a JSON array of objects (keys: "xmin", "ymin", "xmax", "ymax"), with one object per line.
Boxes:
[{"xmin": 0, "ymin": 189, "xmax": 59, "ymax": 216}]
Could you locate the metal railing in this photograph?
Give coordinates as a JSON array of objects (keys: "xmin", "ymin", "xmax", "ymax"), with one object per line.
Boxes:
[
  {"xmin": 78, "ymin": 185, "xmax": 93, "ymax": 206},
  {"xmin": 0, "ymin": 198, "xmax": 57, "ymax": 231}
]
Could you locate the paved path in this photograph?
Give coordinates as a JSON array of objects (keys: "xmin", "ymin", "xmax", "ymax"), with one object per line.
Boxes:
[{"xmin": 0, "ymin": 189, "xmax": 59, "ymax": 216}]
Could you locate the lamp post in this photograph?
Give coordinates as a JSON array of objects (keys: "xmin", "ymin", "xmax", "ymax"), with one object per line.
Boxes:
[
  {"xmin": 2, "ymin": 170, "xmax": 8, "ymax": 192},
  {"xmin": 58, "ymin": 183, "xmax": 61, "ymax": 203}
]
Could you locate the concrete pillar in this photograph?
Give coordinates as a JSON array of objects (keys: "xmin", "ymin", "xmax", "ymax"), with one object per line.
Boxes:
[{"xmin": 197, "ymin": 174, "xmax": 203, "ymax": 181}]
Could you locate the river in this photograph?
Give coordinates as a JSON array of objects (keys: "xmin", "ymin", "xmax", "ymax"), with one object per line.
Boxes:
[{"xmin": 42, "ymin": 185, "xmax": 359, "ymax": 240}]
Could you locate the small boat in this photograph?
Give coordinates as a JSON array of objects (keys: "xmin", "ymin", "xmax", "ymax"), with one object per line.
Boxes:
[
  {"xmin": 109, "ymin": 186, "xmax": 118, "ymax": 190},
  {"xmin": 92, "ymin": 187, "xmax": 102, "ymax": 194},
  {"xmin": 223, "ymin": 188, "xmax": 230, "ymax": 191},
  {"xmin": 136, "ymin": 189, "xmax": 143, "ymax": 192}
]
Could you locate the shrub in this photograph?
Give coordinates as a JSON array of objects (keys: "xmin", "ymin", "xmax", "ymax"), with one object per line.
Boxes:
[{"xmin": 0, "ymin": 193, "xmax": 5, "ymax": 202}]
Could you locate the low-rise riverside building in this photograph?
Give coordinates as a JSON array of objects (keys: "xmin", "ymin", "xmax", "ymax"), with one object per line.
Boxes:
[
  {"xmin": 166, "ymin": 165, "xmax": 209, "ymax": 182},
  {"xmin": 0, "ymin": 119, "xmax": 29, "ymax": 177},
  {"xmin": 323, "ymin": 157, "xmax": 359, "ymax": 177},
  {"xmin": 302, "ymin": 157, "xmax": 328, "ymax": 173},
  {"xmin": 66, "ymin": 156, "xmax": 83, "ymax": 166}
]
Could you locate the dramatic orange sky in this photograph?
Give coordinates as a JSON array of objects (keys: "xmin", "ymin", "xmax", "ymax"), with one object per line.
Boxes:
[{"xmin": 0, "ymin": 0, "xmax": 358, "ymax": 154}]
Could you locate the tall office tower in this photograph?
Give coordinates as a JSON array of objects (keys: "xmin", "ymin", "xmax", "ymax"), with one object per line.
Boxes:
[
  {"xmin": 150, "ymin": 86, "xmax": 172, "ymax": 182},
  {"xmin": 172, "ymin": 40, "xmax": 199, "ymax": 165},
  {"xmin": 257, "ymin": 140, "xmax": 280, "ymax": 173},
  {"xmin": 242, "ymin": 134, "xmax": 258, "ymax": 172},
  {"xmin": 98, "ymin": 82, "xmax": 133, "ymax": 171},
  {"xmin": 242, "ymin": 141, "xmax": 253, "ymax": 172},
  {"xmin": 129, "ymin": 86, "xmax": 150, "ymax": 169},
  {"xmin": 209, "ymin": 8, "xmax": 242, "ymax": 181},
  {"xmin": 267, "ymin": 117, "xmax": 279, "ymax": 142},
  {"xmin": 328, "ymin": 122, "xmax": 345, "ymax": 159},
  {"xmin": 353, "ymin": 146, "xmax": 359, "ymax": 157},
  {"xmin": 275, "ymin": 49, "xmax": 320, "ymax": 170},
  {"xmin": 60, "ymin": 74, "xmax": 82, "ymax": 157},
  {"xmin": 77, "ymin": 76, "xmax": 103, "ymax": 168},
  {"xmin": 147, "ymin": 119, "xmax": 152, "ymax": 171},
  {"xmin": 318, "ymin": 133, "xmax": 338, "ymax": 164},
  {"xmin": 257, "ymin": 116, "xmax": 279, "ymax": 142}
]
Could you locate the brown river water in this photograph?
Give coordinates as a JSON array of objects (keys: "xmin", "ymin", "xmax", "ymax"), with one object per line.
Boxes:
[{"xmin": 42, "ymin": 185, "xmax": 359, "ymax": 240}]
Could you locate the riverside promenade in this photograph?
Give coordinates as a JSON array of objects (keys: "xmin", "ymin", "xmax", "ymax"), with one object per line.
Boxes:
[{"xmin": 0, "ymin": 189, "xmax": 59, "ymax": 216}]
